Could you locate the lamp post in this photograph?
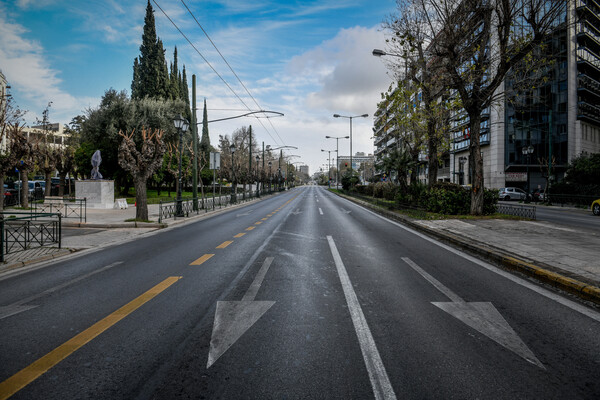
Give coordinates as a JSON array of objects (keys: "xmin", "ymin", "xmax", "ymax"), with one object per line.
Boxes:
[
  {"xmin": 174, "ymin": 114, "xmax": 189, "ymax": 217},
  {"xmin": 321, "ymin": 149, "xmax": 337, "ymax": 188},
  {"xmin": 255, "ymin": 154, "xmax": 260, "ymax": 198},
  {"xmin": 230, "ymin": 143, "xmax": 237, "ymax": 204},
  {"xmin": 333, "ymin": 114, "xmax": 368, "ymax": 174},
  {"xmin": 326, "ymin": 135, "xmax": 349, "ymax": 187},
  {"xmin": 522, "ymin": 145, "xmax": 534, "ymax": 201},
  {"xmin": 268, "ymin": 161, "xmax": 272, "ymax": 193}
]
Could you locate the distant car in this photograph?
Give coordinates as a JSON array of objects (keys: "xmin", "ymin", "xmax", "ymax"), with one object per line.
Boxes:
[
  {"xmin": 592, "ymin": 199, "xmax": 600, "ymax": 216},
  {"xmin": 499, "ymin": 187, "xmax": 527, "ymax": 201}
]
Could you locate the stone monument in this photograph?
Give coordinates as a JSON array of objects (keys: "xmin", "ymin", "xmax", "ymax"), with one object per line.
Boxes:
[{"xmin": 75, "ymin": 150, "xmax": 115, "ymax": 209}]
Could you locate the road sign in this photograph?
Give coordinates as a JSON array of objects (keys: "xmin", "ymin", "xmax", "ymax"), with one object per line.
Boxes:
[{"xmin": 210, "ymin": 152, "xmax": 220, "ymax": 170}]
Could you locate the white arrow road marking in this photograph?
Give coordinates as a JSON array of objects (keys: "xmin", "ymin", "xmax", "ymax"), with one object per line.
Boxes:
[
  {"xmin": 207, "ymin": 257, "xmax": 275, "ymax": 369},
  {"xmin": 290, "ymin": 209, "xmax": 303, "ymax": 215},
  {"xmin": 340, "ymin": 208, "xmax": 351, "ymax": 214},
  {"xmin": 236, "ymin": 209, "xmax": 254, "ymax": 217},
  {"xmin": 319, "ymin": 208, "xmax": 323, "ymax": 215},
  {"xmin": 401, "ymin": 257, "xmax": 545, "ymax": 369},
  {"xmin": 0, "ymin": 261, "xmax": 123, "ymax": 320},
  {"xmin": 328, "ymin": 236, "xmax": 397, "ymax": 400}
]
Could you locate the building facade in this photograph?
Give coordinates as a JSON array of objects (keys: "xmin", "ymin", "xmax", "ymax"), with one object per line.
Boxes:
[{"xmin": 375, "ymin": 1, "xmax": 600, "ymax": 191}]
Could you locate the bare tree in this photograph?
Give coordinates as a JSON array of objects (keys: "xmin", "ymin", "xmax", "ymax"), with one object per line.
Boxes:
[
  {"xmin": 415, "ymin": 0, "xmax": 567, "ymax": 214},
  {"xmin": 118, "ymin": 128, "xmax": 166, "ymax": 221},
  {"xmin": 55, "ymin": 146, "xmax": 75, "ymax": 196},
  {"xmin": 0, "ymin": 95, "xmax": 27, "ymax": 210},
  {"xmin": 383, "ymin": 0, "xmax": 454, "ymax": 185}
]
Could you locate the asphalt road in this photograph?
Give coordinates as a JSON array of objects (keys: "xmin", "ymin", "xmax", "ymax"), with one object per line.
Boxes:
[
  {"xmin": 1, "ymin": 186, "xmax": 599, "ymax": 399},
  {"xmin": 499, "ymin": 200, "xmax": 600, "ymax": 231}
]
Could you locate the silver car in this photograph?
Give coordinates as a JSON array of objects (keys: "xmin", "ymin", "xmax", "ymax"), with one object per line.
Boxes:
[{"xmin": 499, "ymin": 187, "xmax": 527, "ymax": 201}]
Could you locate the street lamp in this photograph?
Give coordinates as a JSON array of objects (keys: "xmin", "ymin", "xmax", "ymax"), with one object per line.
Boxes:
[
  {"xmin": 326, "ymin": 135, "xmax": 349, "ymax": 187},
  {"xmin": 322, "ymin": 149, "xmax": 337, "ymax": 188},
  {"xmin": 333, "ymin": 113, "xmax": 368, "ymax": 174},
  {"xmin": 174, "ymin": 114, "xmax": 189, "ymax": 217},
  {"xmin": 268, "ymin": 161, "xmax": 272, "ymax": 193},
  {"xmin": 230, "ymin": 143, "xmax": 237, "ymax": 204},
  {"xmin": 255, "ymin": 154, "xmax": 260, "ymax": 197},
  {"xmin": 522, "ymin": 145, "xmax": 534, "ymax": 200}
]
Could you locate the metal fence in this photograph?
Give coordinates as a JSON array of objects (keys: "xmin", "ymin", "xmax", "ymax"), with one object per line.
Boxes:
[
  {"xmin": 496, "ymin": 203, "xmax": 536, "ymax": 219},
  {"xmin": 33, "ymin": 197, "xmax": 87, "ymax": 223},
  {"xmin": 0, "ymin": 212, "xmax": 62, "ymax": 262}
]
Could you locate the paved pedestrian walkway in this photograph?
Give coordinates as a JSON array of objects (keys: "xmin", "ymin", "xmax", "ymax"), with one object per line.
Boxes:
[{"xmin": 1, "ymin": 191, "xmax": 599, "ymax": 306}]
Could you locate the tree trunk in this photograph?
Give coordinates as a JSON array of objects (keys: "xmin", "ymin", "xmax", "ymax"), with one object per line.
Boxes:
[
  {"xmin": 0, "ymin": 175, "xmax": 4, "ymax": 211},
  {"xmin": 20, "ymin": 170, "xmax": 29, "ymax": 208},
  {"xmin": 59, "ymin": 173, "xmax": 66, "ymax": 197},
  {"xmin": 468, "ymin": 112, "xmax": 484, "ymax": 215},
  {"xmin": 134, "ymin": 177, "xmax": 149, "ymax": 221},
  {"xmin": 44, "ymin": 172, "xmax": 52, "ymax": 197},
  {"xmin": 427, "ymin": 120, "xmax": 438, "ymax": 185}
]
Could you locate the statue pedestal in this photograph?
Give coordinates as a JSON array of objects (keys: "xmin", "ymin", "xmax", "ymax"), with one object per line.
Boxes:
[{"xmin": 75, "ymin": 180, "xmax": 115, "ymax": 209}]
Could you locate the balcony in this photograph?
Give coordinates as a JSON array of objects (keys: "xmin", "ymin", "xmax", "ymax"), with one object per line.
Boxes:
[
  {"xmin": 578, "ymin": 100, "xmax": 600, "ymax": 124},
  {"xmin": 577, "ymin": 47, "xmax": 600, "ymax": 75}
]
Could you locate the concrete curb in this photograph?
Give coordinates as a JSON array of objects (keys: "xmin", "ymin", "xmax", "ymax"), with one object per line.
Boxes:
[
  {"xmin": 1, "ymin": 248, "xmax": 78, "ymax": 274},
  {"xmin": 334, "ymin": 191, "xmax": 600, "ymax": 306}
]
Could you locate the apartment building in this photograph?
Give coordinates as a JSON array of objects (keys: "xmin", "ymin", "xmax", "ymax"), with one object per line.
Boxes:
[{"xmin": 374, "ymin": 0, "xmax": 600, "ymax": 191}]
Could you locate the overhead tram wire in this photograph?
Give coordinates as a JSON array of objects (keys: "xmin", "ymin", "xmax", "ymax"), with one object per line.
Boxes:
[
  {"xmin": 179, "ymin": 0, "xmax": 286, "ymax": 146},
  {"xmin": 152, "ymin": 1, "xmax": 282, "ymax": 146}
]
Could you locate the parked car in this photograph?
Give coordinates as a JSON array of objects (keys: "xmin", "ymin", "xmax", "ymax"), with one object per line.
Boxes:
[
  {"xmin": 14, "ymin": 180, "xmax": 44, "ymax": 201},
  {"xmin": 592, "ymin": 198, "xmax": 600, "ymax": 216},
  {"xmin": 532, "ymin": 188, "xmax": 545, "ymax": 202},
  {"xmin": 3, "ymin": 184, "xmax": 18, "ymax": 206},
  {"xmin": 498, "ymin": 187, "xmax": 528, "ymax": 201}
]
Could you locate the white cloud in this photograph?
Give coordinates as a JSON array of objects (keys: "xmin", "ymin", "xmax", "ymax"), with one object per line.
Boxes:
[
  {"xmin": 0, "ymin": 12, "xmax": 97, "ymax": 124},
  {"xmin": 289, "ymin": 25, "xmax": 392, "ymax": 114}
]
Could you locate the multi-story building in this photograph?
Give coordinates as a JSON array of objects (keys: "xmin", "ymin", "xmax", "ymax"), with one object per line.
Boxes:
[
  {"xmin": 22, "ymin": 123, "xmax": 70, "ymax": 149},
  {"xmin": 298, "ymin": 165, "xmax": 309, "ymax": 176},
  {"xmin": 375, "ymin": 1, "xmax": 600, "ymax": 191}
]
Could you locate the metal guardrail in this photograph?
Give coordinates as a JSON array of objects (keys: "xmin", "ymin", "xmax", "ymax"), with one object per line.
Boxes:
[
  {"xmin": 0, "ymin": 212, "xmax": 62, "ymax": 262},
  {"xmin": 497, "ymin": 203, "xmax": 536, "ymax": 219},
  {"xmin": 33, "ymin": 197, "xmax": 87, "ymax": 223}
]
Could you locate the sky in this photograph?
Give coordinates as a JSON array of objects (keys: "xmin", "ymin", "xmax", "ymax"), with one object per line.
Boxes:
[{"xmin": 0, "ymin": 0, "xmax": 397, "ymax": 176}]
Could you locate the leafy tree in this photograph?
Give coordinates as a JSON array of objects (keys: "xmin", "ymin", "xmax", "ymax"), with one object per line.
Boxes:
[{"xmin": 81, "ymin": 89, "xmax": 186, "ymax": 193}]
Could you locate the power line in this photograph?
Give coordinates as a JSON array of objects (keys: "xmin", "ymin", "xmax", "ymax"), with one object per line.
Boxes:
[
  {"xmin": 152, "ymin": 0, "xmax": 284, "ymax": 146},
  {"xmin": 179, "ymin": 0, "xmax": 286, "ymax": 146}
]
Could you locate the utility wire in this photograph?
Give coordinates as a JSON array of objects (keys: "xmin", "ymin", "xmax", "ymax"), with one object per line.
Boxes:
[{"xmin": 179, "ymin": 0, "xmax": 286, "ymax": 146}]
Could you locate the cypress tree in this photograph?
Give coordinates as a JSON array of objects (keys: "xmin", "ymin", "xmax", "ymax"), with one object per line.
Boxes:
[
  {"xmin": 131, "ymin": 57, "xmax": 140, "ymax": 98},
  {"xmin": 132, "ymin": 0, "xmax": 169, "ymax": 100},
  {"xmin": 170, "ymin": 47, "xmax": 180, "ymax": 100},
  {"xmin": 200, "ymin": 98, "xmax": 211, "ymax": 157}
]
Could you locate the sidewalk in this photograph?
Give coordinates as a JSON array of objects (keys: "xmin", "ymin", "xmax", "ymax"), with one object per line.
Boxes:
[{"xmin": 1, "ymin": 192, "xmax": 599, "ymax": 306}]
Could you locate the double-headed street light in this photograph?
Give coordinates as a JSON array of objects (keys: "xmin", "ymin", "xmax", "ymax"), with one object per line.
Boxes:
[
  {"xmin": 230, "ymin": 143, "xmax": 237, "ymax": 204},
  {"xmin": 333, "ymin": 114, "xmax": 368, "ymax": 174},
  {"xmin": 321, "ymin": 149, "xmax": 337, "ymax": 188},
  {"xmin": 174, "ymin": 114, "xmax": 189, "ymax": 217},
  {"xmin": 326, "ymin": 135, "xmax": 349, "ymax": 187},
  {"xmin": 255, "ymin": 155, "xmax": 261, "ymax": 197}
]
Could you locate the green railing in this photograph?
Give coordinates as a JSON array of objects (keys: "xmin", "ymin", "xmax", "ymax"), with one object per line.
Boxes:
[
  {"xmin": 0, "ymin": 212, "xmax": 62, "ymax": 262},
  {"xmin": 33, "ymin": 197, "xmax": 87, "ymax": 223}
]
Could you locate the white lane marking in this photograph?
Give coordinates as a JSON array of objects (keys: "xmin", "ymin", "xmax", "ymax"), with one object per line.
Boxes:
[
  {"xmin": 0, "ymin": 261, "xmax": 124, "ymax": 320},
  {"xmin": 346, "ymin": 200, "xmax": 600, "ymax": 323},
  {"xmin": 207, "ymin": 257, "xmax": 275, "ymax": 368},
  {"xmin": 242, "ymin": 257, "xmax": 273, "ymax": 301},
  {"xmin": 327, "ymin": 236, "xmax": 397, "ymax": 400},
  {"xmin": 319, "ymin": 208, "xmax": 323, "ymax": 215},
  {"xmin": 402, "ymin": 257, "xmax": 544, "ymax": 369}
]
